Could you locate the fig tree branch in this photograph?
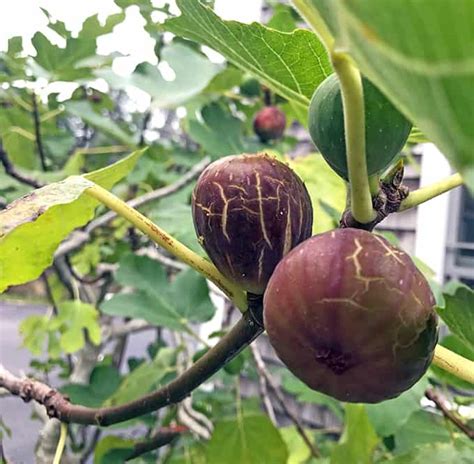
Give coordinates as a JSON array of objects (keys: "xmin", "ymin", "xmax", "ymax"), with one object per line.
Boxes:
[
  {"xmin": 398, "ymin": 173, "xmax": 463, "ymax": 211},
  {"xmin": 425, "ymin": 389, "xmax": 474, "ymax": 440},
  {"xmin": 331, "ymin": 53, "xmax": 377, "ymax": 224},
  {"xmin": 291, "ymin": 0, "xmax": 335, "ymax": 52},
  {"xmin": 0, "ymin": 146, "xmax": 44, "ymax": 189},
  {"xmin": 55, "ymin": 156, "xmax": 210, "ymax": 258},
  {"xmin": 124, "ymin": 427, "xmax": 183, "ymax": 461},
  {"xmin": 0, "ymin": 307, "xmax": 263, "ymax": 426},
  {"xmin": 31, "ymin": 91, "xmax": 48, "ymax": 171},
  {"xmin": 432, "ymin": 345, "xmax": 474, "ymax": 384},
  {"xmin": 84, "ymin": 182, "xmax": 248, "ymax": 311},
  {"xmin": 250, "ymin": 344, "xmax": 277, "ymax": 425}
]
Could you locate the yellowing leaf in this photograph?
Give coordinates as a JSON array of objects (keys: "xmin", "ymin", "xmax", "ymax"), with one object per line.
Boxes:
[
  {"xmin": 0, "ymin": 149, "xmax": 144, "ymax": 293},
  {"xmin": 287, "ymin": 154, "xmax": 346, "ymax": 233}
]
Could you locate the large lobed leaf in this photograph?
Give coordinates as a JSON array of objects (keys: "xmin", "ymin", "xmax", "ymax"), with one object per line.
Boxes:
[
  {"xmin": 280, "ymin": 369, "xmax": 343, "ymax": 420},
  {"xmin": 206, "ymin": 414, "xmax": 288, "ymax": 464},
  {"xmin": 382, "ymin": 442, "xmax": 473, "ymax": 464},
  {"xmin": 437, "ymin": 281, "xmax": 474, "ymax": 351},
  {"xmin": 365, "ymin": 377, "xmax": 429, "ymax": 437},
  {"xmin": 331, "ymin": 404, "xmax": 378, "ymax": 464},
  {"xmin": 392, "ymin": 410, "xmax": 451, "ymax": 456},
  {"xmin": 105, "ymin": 347, "xmax": 177, "ymax": 407},
  {"xmin": 61, "ymin": 365, "xmax": 122, "ymax": 408},
  {"xmin": 98, "ymin": 42, "xmax": 222, "ymax": 108},
  {"xmin": 101, "ymin": 254, "xmax": 215, "ymax": 330},
  {"xmin": 0, "ymin": 150, "xmax": 144, "ymax": 293},
  {"xmin": 163, "ymin": 0, "xmax": 332, "ymax": 108},
  {"xmin": 310, "ymin": 0, "xmax": 474, "ymax": 190},
  {"xmin": 64, "ymin": 100, "xmax": 136, "ymax": 147}
]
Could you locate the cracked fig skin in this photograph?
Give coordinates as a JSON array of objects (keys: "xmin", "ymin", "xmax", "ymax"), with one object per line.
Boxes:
[
  {"xmin": 192, "ymin": 153, "xmax": 313, "ymax": 294},
  {"xmin": 264, "ymin": 228, "xmax": 438, "ymax": 403}
]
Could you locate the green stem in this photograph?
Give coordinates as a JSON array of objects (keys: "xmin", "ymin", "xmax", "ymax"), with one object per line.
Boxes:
[
  {"xmin": 53, "ymin": 423, "xmax": 67, "ymax": 464},
  {"xmin": 85, "ymin": 183, "xmax": 247, "ymax": 311},
  {"xmin": 291, "ymin": 0, "xmax": 335, "ymax": 51},
  {"xmin": 292, "ymin": 0, "xmax": 375, "ymax": 223},
  {"xmin": 332, "ymin": 53, "xmax": 376, "ymax": 223},
  {"xmin": 368, "ymin": 174, "xmax": 380, "ymax": 197},
  {"xmin": 399, "ymin": 173, "xmax": 463, "ymax": 211}
]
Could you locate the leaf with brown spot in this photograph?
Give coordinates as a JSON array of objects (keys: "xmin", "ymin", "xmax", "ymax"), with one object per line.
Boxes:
[{"xmin": 0, "ymin": 149, "xmax": 144, "ymax": 293}]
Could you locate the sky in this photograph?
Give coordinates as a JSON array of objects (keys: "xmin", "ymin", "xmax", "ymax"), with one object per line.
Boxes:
[{"xmin": 0, "ymin": 0, "xmax": 263, "ymax": 66}]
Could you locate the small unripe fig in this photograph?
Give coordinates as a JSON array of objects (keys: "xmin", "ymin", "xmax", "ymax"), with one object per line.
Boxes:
[
  {"xmin": 308, "ymin": 74, "xmax": 412, "ymax": 180},
  {"xmin": 192, "ymin": 153, "xmax": 313, "ymax": 294},
  {"xmin": 264, "ymin": 228, "xmax": 438, "ymax": 403},
  {"xmin": 253, "ymin": 106, "xmax": 287, "ymax": 142}
]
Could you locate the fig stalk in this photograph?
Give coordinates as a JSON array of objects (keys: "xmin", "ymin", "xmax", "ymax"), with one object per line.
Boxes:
[{"xmin": 331, "ymin": 54, "xmax": 376, "ymax": 224}]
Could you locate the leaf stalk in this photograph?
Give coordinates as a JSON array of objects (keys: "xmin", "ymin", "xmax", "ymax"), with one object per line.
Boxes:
[
  {"xmin": 432, "ymin": 345, "xmax": 474, "ymax": 384},
  {"xmin": 85, "ymin": 183, "xmax": 247, "ymax": 311},
  {"xmin": 399, "ymin": 173, "xmax": 463, "ymax": 211}
]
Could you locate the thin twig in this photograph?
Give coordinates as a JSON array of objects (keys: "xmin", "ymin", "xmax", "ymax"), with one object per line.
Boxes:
[
  {"xmin": 64, "ymin": 254, "xmax": 110, "ymax": 285},
  {"xmin": 0, "ymin": 304, "xmax": 263, "ymax": 426},
  {"xmin": 425, "ymin": 389, "xmax": 474, "ymax": 440},
  {"xmin": 42, "ymin": 274, "xmax": 74, "ymax": 373},
  {"xmin": 55, "ymin": 156, "xmax": 210, "ymax": 258},
  {"xmin": 176, "ymin": 334, "xmax": 213, "ymax": 439},
  {"xmin": 139, "ymin": 111, "xmax": 152, "ymax": 147},
  {"xmin": 103, "ymin": 319, "xmax": 151, "ymax": 341},
  {"xmin": 80, "ymin": 428, "xmax": 101, "ymax": 464},
  {"xmin": 0, "ymin": 440, "xmax": 9, "ymax": 464},
  {"xmin": 0, "ymin": 146, "xmax": 44, "ymax": 189},
  {"xmin": 125, "ymin": 426, "xmax": 185, "ymax": 461},
  {"xmin": 250, "ymin": 344, "xmax": 277, "ymax": 425},
  {"xmin": 112, "ymin": 335, "xmax": 128, "ymax": 371},
  {"xmin": 32, "ymin": 92, "xmax": 47, "ymax": 171},
  {"xmin": 250, "ymin": 344, "xmax": 321, "ymax": 459},
  {"xmin": 136, "ymin": 247, "xmax": 188, "ymax": 272}
]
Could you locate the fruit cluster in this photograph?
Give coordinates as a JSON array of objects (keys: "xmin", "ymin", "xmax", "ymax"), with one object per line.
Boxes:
[{"xmin": 191, "ymin": 74, "xmax": 437, "ymax": 403}]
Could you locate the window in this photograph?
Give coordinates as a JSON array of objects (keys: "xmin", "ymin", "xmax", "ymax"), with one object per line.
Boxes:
[{"xmin": 445, "ymin": 186, "xmax": 474, "ymax": 286}]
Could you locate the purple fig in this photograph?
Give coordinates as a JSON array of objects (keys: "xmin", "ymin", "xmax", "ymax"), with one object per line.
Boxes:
[
  {"xmin": 192, "ymin": 153, "xmax": 313, "ymax": 294},
  {"xmin": 253, "ymin": 106, "xmax": 286, "ymax": 142},
  {"xmin": 264, "ymin": 228, "xmax": 438, "ymax": 403}
]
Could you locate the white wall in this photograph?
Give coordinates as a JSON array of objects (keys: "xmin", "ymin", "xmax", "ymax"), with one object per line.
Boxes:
[{"xmin": 414, "ymin": 144, "xmax": 453, "ymax": 283}]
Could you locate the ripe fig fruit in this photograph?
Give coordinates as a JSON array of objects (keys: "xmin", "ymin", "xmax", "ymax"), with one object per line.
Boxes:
[
  {"xmin": 308, "ymin": 73, "xmax": 412, "ymax": 180},
  {"xmin": 253, "ymin": 106, "xmax": 287, "ymax": 142},
  {"xmin": 192, "ymin": 153, "xmax": 313, "ymax": 294},
  {"xmin": 264, "ymin": 228, "xmax": 438, "ymax": 403}
]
